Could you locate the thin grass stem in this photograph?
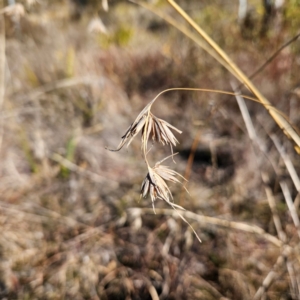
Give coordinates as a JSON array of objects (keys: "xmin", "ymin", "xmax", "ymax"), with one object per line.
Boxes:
[{"xmin": 167, "ymin": 0, "xmax": 300, "ymax": 152}]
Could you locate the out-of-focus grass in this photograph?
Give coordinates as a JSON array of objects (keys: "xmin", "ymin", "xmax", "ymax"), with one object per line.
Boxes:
[{"xmin": 0, "ymin": 0, "xmax": 299, "ymax": 299}]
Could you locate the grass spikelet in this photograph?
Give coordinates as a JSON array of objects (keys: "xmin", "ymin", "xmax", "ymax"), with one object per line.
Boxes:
[
  {"xmin": 106, "ymin": 99, "xmax": 182, "ymax": 153},
  {"xmin": 141, "ymin": 155, "xmax": 186, "ymax": 211},
  {"xmin": 140, "ymin": 154, "xmax": 201, "ymax": 242}
]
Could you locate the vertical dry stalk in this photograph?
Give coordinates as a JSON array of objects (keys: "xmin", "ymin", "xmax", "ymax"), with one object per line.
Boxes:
[
  {"xmin": 286, "ymin": 260, "xmax": 299, "ymax": 298},
  {"xmin": 167, "ymin": 0, "xmax": 300, "ymax": 153},
  {"xmin": 0, "ymin": 0, "xmax": 5, "ymax": 152},
  {"xmin": 280, "ymin": 181, "xmax": 300, "ymax": 239},
  {"xmin": 271, "ymin": 134, "xmax": 300, "ymax": 195},
  {"xmin": 131, "ymin": 0, "xmax": 239, "ymax": 78},
  {"xmin": 232, "ymin": 84, "xmax": 287, "ymax": 241},
  {"xmin": 254, "ymin": 245, "xmax": 293, "ymax": 300},
  {"xmin": 263, "ymin": 184, "xmax": 286, "ymax": 242},
  {"xmin": 131, "ymin": 208, "xmax": 282, "ymax": 247},
  {"xmin": 232, "ymin": 87, "xmax": 300, "ymax": 298}
]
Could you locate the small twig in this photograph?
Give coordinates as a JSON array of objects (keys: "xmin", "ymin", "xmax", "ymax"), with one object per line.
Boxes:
[
  {"xmin": 286, "ymin": 260, "xmax": 299, "ymax": 299},
  {"xmin": 0, "ymin": 203, "xmax": 49, "ymax": 223},
  {"xmin": 280, "ymin": 181, "xmax": 300, "ymax": 239},
  {"xmin": 231, "ymin": 85, "xmax": 298, "ymax": 299},
  {"xmin": 129, "ymin": 208, "xmax": 282, "ymax": 247},
  {"xmin": 270, "ymin": 134, "xmax": 300, "ymax": 195},
  {"xmin": 0, "ymin": 3, "xmax": 5, "ymax": 152},
  {"xmin": 232, "ymin": 83, "xmax": 287, "ymax": 243},
  {"xmin": 264, "ymin": 184, "xmax": 287, "ymax": 242},
  {"xmin": 130, "ymin": 0, "xmax": 240, "ymax": 79},
  {"xmin": 248, "ymin": 33, "xmax": 300, "ymax": 82},
  {"xmin": 295, "ymin": 193, "xmax": 300, "ymax": 213},
  {"xmin": 238, "ymin": 0, "xmax": 248, "ymax": 22},
  {"xmin": 254, "ymin": 246, "xmax": 292, "ymax": 300},
  {"xmin": 14, "ymin": 76, "xmax": 103, "ymax": 103},
  {"xmin": 147, "ymin": 283, "xmax": 160, "ymax": 300},
  {"xmin": 0, "ymin": 200, "xmax": 89, "ymax": 228}
]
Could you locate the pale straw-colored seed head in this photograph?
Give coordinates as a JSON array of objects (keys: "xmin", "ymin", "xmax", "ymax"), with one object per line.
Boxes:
[
  {"xmin": 140, "ymin": 154, "xmax": 186, "ymax": 213},
  {"xmin": 140, "ymin": 155, "xmax": 201, "ymax": 242},
  {"xmin": 106, "ymin": 101, "xmax": 153, "ymax": 151},
  {"xmin": 142, "ymin": 113, "xmax": 182, "ymax": 154},
  {"xmin": 106, "ymin": 100, "xmax": 182, "ymax": 152}
]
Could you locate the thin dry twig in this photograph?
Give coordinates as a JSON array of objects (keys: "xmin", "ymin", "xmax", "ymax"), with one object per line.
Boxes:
[
  {"xmin": 232, "ymin": 83, "xmax": 287, "ymax": 242},
  {"xmin": 129, "ymin": 207, "xmax": 282, "ymax": 247},
  {"xmin": 248, "ymin": 33, "xmax": 300, "ymax": 82},
  {"xmin": 280, "ymin": 181, "xmax": 300, "ymax": 239},
  {"xmin": 0, "ymin": 3, "xmax": 5, "ymax": 152},
  {"xmin": 287, "ymin": 259, "xmax": 300, "ymax": 298},
  {"xmin": 254, "ymin": 246, "xmax": 293, "ymax": 300},
  {"xmin": 231, "ymin": 85, "xmax": 300, "ymax": 299},
  {"xmin": 15, "ymin": 76, "xmax": 104, "ymax": 103},
  {"xmin": 131, "ymin": 0, "xmax": 240, "ymax": 78},
  {"xmin": 270, "ymin": 134, "xmax": 300, "ymax": 195}
]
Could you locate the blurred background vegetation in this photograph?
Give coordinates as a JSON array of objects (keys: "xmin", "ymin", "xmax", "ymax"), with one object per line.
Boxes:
[{"xmin": 0, "ymin": 0, "xmax": 300, "ymax": 299}]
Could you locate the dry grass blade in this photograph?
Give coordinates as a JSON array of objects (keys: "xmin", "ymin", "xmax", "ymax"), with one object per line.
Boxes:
[
  {"xmin": 0, "ymin": 6, "xmax": 5, "ymax": 152},
  {"xmin": 50, "ymin": 153, "xmax": 119, "ymax": 186},
  {"xmin": 232, "ymin": 84, "xmax": 287, "ymax": 243},
  {"xmin": 254, "ymin": 246, "xmax": 293, "ymax": 300},
  {"xmin": 248, "ymin": 33, "xmax": 300, "ymax": 82},
  {"xmin": 270, "ymin": 134, "xmax": 300, "ymax": 195},
  {"xmin": 132, "ymin": 208, "xmax": 282, "ymax": 247},
  {"xmin": 14, "ymin": 76, "xmax": 102, "ymax": 103},
  {"xmin": 102, "ymin": 0, "xmax": 108, "ymax": 11},
  {"xmin": 231, "ymin": 86, "xmax": 300, "ymax": 298},
  {"xmin": 131, "ymin": 0, "xmax": 240, "ymax": 79},
  {"xmin": 167, "ymin": 0, "xmax": 300, "ymax": 154},
  {"xmin": 286, "ymin": 260, "xmax": 298, "ymax": 298},
  {"xmin": 280, "ymin": 181, "xmax": 300, "ymax": 239}
]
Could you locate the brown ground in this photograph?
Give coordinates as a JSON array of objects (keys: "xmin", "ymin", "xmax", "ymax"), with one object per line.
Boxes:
[{"xmin": 0, "ymin": 0, "xmax": 300, "ymax": 299}]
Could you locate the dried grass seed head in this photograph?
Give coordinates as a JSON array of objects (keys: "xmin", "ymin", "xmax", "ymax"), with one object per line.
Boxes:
[
  {"xmin": 143, "ymin": 113, "xmax": 182, "ymax": 153},
  {"xmin": 140, "ymin": 155, "xmax": 201, "ymax": 243},
  {"xmin": 141, "ymin": 154, "xmax": 186, "ymax": 212},
  {"xmin": 107, "ymin": 100, "xmax": 182, "ymax": 152}
]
